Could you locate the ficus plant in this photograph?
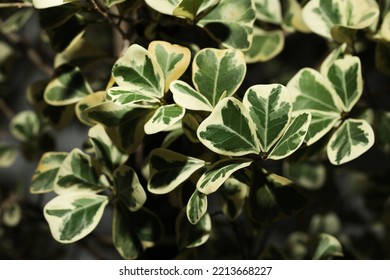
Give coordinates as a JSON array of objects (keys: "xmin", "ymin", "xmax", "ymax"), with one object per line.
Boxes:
[{"xmin": 1, "ymin": 0, "xmax": 390, "ymax": 260}]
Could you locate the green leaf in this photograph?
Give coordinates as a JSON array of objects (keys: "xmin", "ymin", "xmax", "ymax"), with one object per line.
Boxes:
[
  {"xmin": 32, "ymin": 0, "xmax": 72, "ymax": 9},
  {"xmin": 75, "ymin": 91, "xmax": 107, "ymax": 126},
  {"xmin": 327, "ymin": 119, "xmax": 375, "ymax": 165},
  {"xmin": 54, "ymin": 148, "xmax": 105, "ymax": 194},
  {"xmin": 112, "ymin": 44, "xmax": 164, "ymax": 99},
  {"xmin": 327, "ymin": 56, "xmax": 362, "ymax": 112},
  {"xmin": 186, "ymin": 189, "xmax": 208, "ymax": 225},
  {"xmin": 171, "ymin": 80, "xmax": 213, "ymax": 112},
  {"xmin": 303, "ymin": 111, "xmax": 340, "ymax": 146},
  {"xmin": 243, "ymin": 84, "xmax": 292, "ymax": 152},
  {"xmin": 107, "ymin": 87, "xmax": 160, "ymax": 107},
  {"xmin": 320, "ymin": 43, "xmax": 348, "ymax": 76},
  {"xmin": 192, "ymin": 48, "xmax": 246, "ymax": 107},
  {"xmin": 197, "ymin": 158, "xmax": 252, "ymax": 195},
  {"xmin": 148, "ymin": 41, "xmax": 191, "ymax": 92},
  {"xmin": 198, "ymin": 0, "xmax": 256, "ymax": 50},
  {"xmin": 30, "ymin": 152, "xmax": 68, "ymax": 193},
  {"xmin": 9, "ymin": 110, "xmax": 40, "ymax": 143},
  {"xmin": 283, "ymin": 160, "xmax": 326, "ymax": 190},
  {"xmin": 144, "ymin": 104, "xmax": 186, "ymax": 135},
  {"xmin": 197, "ymin": 97, "xmax": 260, "ymax": 156},
  {"xmin": 0, "ymin": 145, "xmax": 18, "ymax": 168},
  {"xmin": 219, "ymin": 178, "xmax": 249, "ymax": 220},
  {"xmin": 148, "ymin": 148, "xmax": 205, "ymax": 194},
  {"xmin": 313, "ymin": 233, "xmax": 343, "ymax": 260},
  {"xmin": 44, "ymin": 64, "xmax": 92, "ymax": 106},
  {"xmin": 2, "ymin": 202, "xmax": 22, "ymax": 228},
  {"xmin": 244, "ymin": 28, "xmax": 284, "ymax": 63},
  {"xmin": 268, "ymin": 112, "xmax": 311, "ymax": 160},
  {"xmin": 254, "ymin": 0, "xmax": 282, "ymax": 24},
  {"xmin": 44, "ymin": 192, "xmax": 108, "ymax": 243},
  {"xmin": 144, "ymin": 0, "xmax": 180, "ymax": 16},
  {"xmin": 173, "ymin": 0, "xmax": 220, "ymax": 21}
]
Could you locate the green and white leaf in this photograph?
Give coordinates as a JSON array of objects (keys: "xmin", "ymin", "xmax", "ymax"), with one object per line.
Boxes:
[
  {"xmin": 197, "ymin": 158, "xmax": 252, "ymax": 195},
  {"xmin": 144, "ymin": 104, "xmax": 186, "ymax": 135},
  {"xmin": 9, "ymin": 110, "xmax": 40, "ymax": 143},
  {"xmin": 320, "ymin": 43, "xmax": 348, "ymax": 76},
  {"xmin": 2, "ymin": 202, "xmax": 22, "ymax": 227},
  {"xmin": 186, "ymin": 190, "xmax": 208, "ymax": 225},
  {"xmin": 192, "ymin": 48, "xmax": 246, "ymax": 107},
  {"xmin": 219, "ymin": 178, "xmax": 249, "ymax": 220},
  {"xmin": 171, "ymin": 81, "xmax": 213, "ymax": 112},
  {"xmin": 112, "ymin": 44, "xmax": 164, "ymax": 98},
  {"xmin": 283, "ymin": 160, "xmax": 326, "ymax": 190},
  {"xmin": 173, "ymin": 0, "xmax": 220, "ymax": 21},
  {"xmin": 303, "ymin": 111, "xmax": 340, "ymax": 146},
  {"xmin": 244, "ymin": 28, "xmax": 284, "ymax": 63},
  {"xmin": 327, "ymin": 56, "xmax": 363, "ymax": 112},
  {"xmin": 30, "ymin": 152, "xmax": 68, "ymax": 193},
  {"xmin": 197, "ymin": 97, "xmax": 260, "ymax": 156},
  {"xmin": 313, "ymin": 233, "xmax": 343, "ymax": 260},
  {"xmin": 327, "ymin": 119, "xmax": 375, "ymax": 165},
  {"xmin": 380, "ymin": 11, "xmax": 390, "ymax": 41},
  {"xmin": 243, "ymin": 84, "xmax": 292, "ymax": 152},
  {"xmin": 268, "ymin": 112, "xmax": 311, "ymax": 160},
  {"xmin": 32, "ymin": 0, "xmax": 74, "ymax": 9},
  {"xmin": 282, "ymin": 0, "xmax": 311, "ymax": 33},
  {"xmin": 198, "ymin": 0, "xmax": 256, "ymax": 50},
  {"xmin": 0, "ymin": 144, "xmax": 18, "ymax": 168},
  {"xmin": 44, "ymin": 192, "xmax": 108, "ymax": 243},
  {"xmin": 148, "ymin": 148, "xmax": 205, "ymax": 194},
  {"xmin": 44, "ymin": 64, "xmax": 93, "ymax": 106},
  {"xmin": 75, "ymin": 91, "xmax": 106, "ymax": 126},
  {"xmin": 107, "ymin": 87, "xmax": 160, "ymax": 107},
  {"xmin": 114, "ymin": 166, "xmax": 146, "ymax": 212},
  {"xmin": 254, "ymin": 0, "xmax": 282, "ymax": 24}
]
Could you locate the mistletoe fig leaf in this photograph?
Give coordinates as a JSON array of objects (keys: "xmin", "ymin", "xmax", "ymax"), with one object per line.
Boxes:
[
  {"xmin": 171, "ymin": 80, "xmax": 213, "ymax": 112},
  {"xmin": 32, "ymin": 0, "xmax": 76, "ymax": 9},
  {"xmin": 144, "ymin": 104, "xmax": 186, "ymax": 135},
  {"xmin": 380, "ymin": 11, "xmax": 390, "ymax": 41},
  {"xmin": 44, "ymin": 192, "xmax": 108, "ymax": 243},
  {"xmin": 9, "ymin": 110, "xmax": 40, "ymax": 143},
  {"xmin": 313, "ymin": 233, "xmax": 344, "ymax": 260},
  {"xmin": 144, "ymin": 0, "xmax": 180, "ymax": 16},
  {"xmin": 186, "ymin": 189, "xmax": 208, "ymax": 225},
  {"xmin": 327, "ymin": 119, "xmax": 375, "ymax": 165},
  {"xmin": 112, "ymin": 44, "xmax": 164, "ymax": 98},
  {"xmin": 44, "ymin": 64, "xmax": 92, "ymax": 106},
  {"xmin": 173, "ymin": 0, "xmax": 219, "ymax": 21},
  {"xmin": 107, "ymin": 86, "xmax": 160, "ymax": 107},
  {"xmin": 198, "ymin": 97, "xmax": 260, "ymax": 156},
  {"xmin": 283, "ymin": 160, "xmax": 326, "ymax": 190},
  {"xmin": 114, "ymin": 166, "xmax": 146, "ymax": 212},
  {"xmin": 268, "ymin": 112, "xmax": 311, "ymax": 160},
  {"xmin": 0, "ymin": 145, "xmax": 18, "ymax": 168},
  {"xmin": 327, "ymin": 56, "xmax": 363, "ymax": 112},
  {"xmin": 304, "ymin": 111, "xmax": 340, "ymax": 146},
  {"xmin": 254, "ymin": 0, "xmax": 282, "ymax": 24},
  {"xmin": 219, "ymin": 178, "xmax": 249, "ymax": 221},
  {"xmin": 197, "ymin": 0, "xmax": 256, "ymax": 50},
  {"xmin": 75, "ymin": 91, "xmax": 106, "ymax": 126},
  {"xmin": 197, "ymin": 158, "xmax": 252, "ymax": 195},
  {"xmin": 148, "ymin": 148, "xmax": 205, "ymax": 194},
  {"xmin": 244, "ymin": 28, "xmax": 284, "ymax": 63},
  {"xmin": 243, "ymin": 84, "xmax": 292, "ymax": 152},
  {"xmin": 192, "ymin": 48, "xmax": 246, "ymax": 107},
  {"xmin": 182, "ymin": 113, "xmax": 201, "ymax": 143},
  {"xmin": 148, "ymin": 41, "xmax": 191, "ymax": 93},
  {"xmin": 30, "ymin": 152, "xmax": 68, "ymax": 194}
]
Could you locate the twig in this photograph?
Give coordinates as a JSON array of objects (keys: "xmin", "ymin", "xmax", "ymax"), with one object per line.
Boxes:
[
  {"xmin": 0, "ymin": 97, "xmax": 15, "ymax": 120},
  {"xmin": 0, "ymin": 2, "xmax": 33, "ymax": 8}
]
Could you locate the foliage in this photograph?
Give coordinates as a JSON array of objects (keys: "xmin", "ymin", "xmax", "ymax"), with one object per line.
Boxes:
[{"xmin": 1, "ymin": 0, "xmax": 390, "ymax": 260}]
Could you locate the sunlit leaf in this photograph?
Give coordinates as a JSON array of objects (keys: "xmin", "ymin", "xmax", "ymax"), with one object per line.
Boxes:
[
  {"xmin": 144, "ymin": 104, "xmax": 186, "ymax": 134},
  {"xmin": 171, "ymin": 80, "xmax": 213, "ymax": 112},
  {"xmin": 283, "ymin": 160, "xmax": 326, "ymax": 190}
]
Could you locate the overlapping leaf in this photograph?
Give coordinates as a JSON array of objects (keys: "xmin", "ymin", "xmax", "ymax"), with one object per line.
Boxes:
[
  {"xmin": 144, "ymin": 104, "xmax": 186, "ymax": 134},
  {"xmin": 171, "ymin": 80, "xmax": 213, "ymax": 111},
  {"xmin": 254, "ymin": 0, "xmax": 282, "ymax": 24},
  {"xmin": 186, "ymin": 190, "xmax": 208, "ymax": 225},
  {"xmin": 244, "ymin": 28, "xmax": 284, "ymax": 63},
  {"xmin": 75, "ymin": 91, "xmax": 107, "ymax": 126},
  {"xmin": 219, "ymin": 178, "xmax": 249, "ymax": 220}
]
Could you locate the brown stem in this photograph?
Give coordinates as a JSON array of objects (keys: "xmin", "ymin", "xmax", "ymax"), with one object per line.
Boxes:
[{"xmin": 0, "ymin": 2, "xmax": 33, "ymax": 8}]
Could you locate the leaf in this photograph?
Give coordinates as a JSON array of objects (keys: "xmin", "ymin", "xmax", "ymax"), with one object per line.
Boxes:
[
  {"xmin": 312, "ymin": 233, "xmax": 343, "ymax": 260},
  {"xmin": 380, "ymin": 11, "xmax": 390, "ymax": 41},
  {"xmin": 2, "ymin": 202, "xmax": 22, "ymax": 227},
  {"xmin": 374, "ymin": 111, "xmax": 390, "ymax": 152},
  {"xmin": 243, "ymin": 84, "xmax": 292, "ymax": 152},
  {"xmin": 327, "ymin": 119, "xmax": 375, "ymax": 165},
  {"xmin": 327, "ymin": 56, "xmax": 363, "ymax": 112},
  {"xmin": 268, "ymin": 112, "xmax": 311, "ymax": 160},
  {"xmin": 171, "ymin": 80, "xmax": 213, "ymax": 112},
  {"xmin": 0, "ymin": 145, "xmax": 18, "ymax": 168},
  {"xmin": 144, "ymin": 104, "xmax": 186, "ymax": 135},
  {"xmin": 32, "ymin": 0, "xmax": 72, "ymax": 9},
  {"xmin": 30, "ymin": 152, "xmax": 68, "ymax": 193},
  {"xmin": 144, "ymin": 0, "xmax": 180, "ymax": 16},
  {"xmin": 176, "ymin": 208, "xmax": 211, "ymax": 249},
  {"xmin": 148, "ymin": 41, "xmax": 191, "ymax": 92},
  {"xmin": 281, "ymin": 0, "xmax": 311, "ymax": 33},
  {"xmin": 106, "ymin": 87, "xmax": 160, "ymax": 107},
  {"xmin": 283, "ymin": 160, "xmax": 326, "ymax": 190},
  {"xmin": 197, "ymin": 158, "xmax": 252, "ymax": 195},
  {"xmin": 320, "ymin": 43, "xmax": 348, "ymax": 76},
  {"xmin": 0, "ymin": 9, "xmax": 34, "ymax": 34},
  {"xmin": 197, "ymin": 97, "xmax": 260, "ymax": 156},
  {"xmin": 75, "ymin": 91, "xmax": 106, "ymax": 126},
  {"xmin": 44, "ymin": 192, "xmax": 108, "ymax": 243},
  {"xmin": 54, "ymin": 148, "xmax": 105, "ymax": 194},
  {"xmin": 254, "ymin": 0, "xmax": 282, "ymax": 24},
  {"xmin": 148, "ymin": 148, "xmax": 205, "ymax": 194},
  {"xmin": 172, "ymin": 0, "xmax": 220, "ymax": 21},
  {"xmin": 244, "ymin": 28, "xmax": 284, "ymax": 63},
  {"xmin": 182, "ymin": 113, "xmax": 201, "ymax": 143},
  {"xmin": 9, "ymin": 110, "xmax": 40, "ymax": 143},
  {"xmin": 198, "ymin": 0, "xmax": 256, "ymax": 50},
  {"xmin": 219, "ymin": 178, "xmax": 249, "ymax": 220},
  {"xmin": 112, "ymin": 44, "xmax": 164, "ymax": 99},
  {"xmin": 114, "ymin": 166, "xmax": 146, "ymax": 212},
  {"xmin": 186, "ymin": 189, "xmax": 208, "ymax": 225},
  {"xmin": 303, "ymin": 111, "xmax": 340, "ymax": 146},
  {"xmin": 192, "ymin": 48, "xmax": 246, "ymax": 107},
  {"xmin": 44, "ymin": 64, "xmax": 92, "ymax": 106}
]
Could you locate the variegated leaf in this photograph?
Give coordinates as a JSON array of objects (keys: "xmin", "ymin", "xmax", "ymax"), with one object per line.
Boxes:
[
  {"xmin": 197, "ymin": 97, "xmax": 260, "ymax": 156},
  {"xmin": 148, "ymin": 41, "xmax": 191, "ymax": 92},
  {"xmin": 171, "ymin": 80, "xmax": 213, "ymax": 112},
  {"xmin": 186, "ymin": 189, "xmax": 208, "ymax": 225},
  {"xmin": 327, "ymin": 119, "xmax": 375, "ymax": 165},
  {"xmin": 380, "ymin": 11, "xmax": 390, "ymax": 41},
  {"xmin": 197, "ymin": 158, "xmax": 252, "ymax": 195},
  {"xmin": 320, "ymin": 43, "xmax": 348, "ymax": 76},
  {"xmin": 375, "ymin": 111, "xmax": 390, "ymax": 152},
  {"xmin": 198, "ymin": 0, "xmax": 256, "ymax": 50},
  {"xmin": 75, "ymin": 91, "xmax": 106, "ymax": 126},
  {"xmin": 44, "ymin": 64, "xmax": 92, "ymax": 106},
  {"xmin": 148, "ymin": 148, "xmax": 205, "ymax": 194},
  {"xmin": 102, "ymin": 0, "xmax": 127, "ymax": 8},
  {"xmin": 44, "ymin": 192, "xmax": 109, "ymax": 243},
  {"xmin": 244, "ymin": 28, "xmax": 284, "ymax": 63},
  {"xmin": 313, "ymin": 233, "xmax": 343, "ymax": 260},
  {"xmin": 283, "ymin": 160, "xmax": 326, "ymax": 190},
  {"xmin": 193, "ymin": 48, "xmax": 246, "ymax": 107},
  {"xmin": 30, "ymin": 152, "xmax": 68, "ymax": 194},
  {"xmin": 32, "ymin": 0, "xmax": 72, "ymax": 9},
  {"xmin": 9, "ymin": 110, "xmax": 40, "ymax": 143},
  {"xmin": 182, "ymin": 113, "xmax": 201, "ymax": 143},
  {"xmin": 243, "ymin": 84, "xmax": 292, "ymax": 152},
  {"xmin": 254, "ymin": 0, "xmax": 282, "ymax": 24},
  {"xmin": 114, "ymin": 166, "xmax": 146, "ymax": 212},
  {"xmin": 282, "ymin": 0, "xmax": 311, "ymax": 33},
  {"xmin": 327, "ymin": 56, "xmax": 363, "ymax": 112},
  {"xmin": 2, "ymin": 202, "xmax": 22, "ymax": 227},
  {"xmin": 0, "ymin": 144, "xmax": 18, "ymax": 168},
  {"xmin": 144, "ymin": 104, "xmax": 186, "ymax": 135},
  {"xmin": 144, "ymin": 0, "xmax": 180, "ymax": 16},
  {"xmin": 219, "ymin": 178, "xmax": 249, "ymax": 220},
  {"xmin": 303, "ymin": 111, "xmax": 340, "ymax": 146},
  {"xmin": 268, "ymin": 112, "xmax": 311, "ymax": 160},
  {"xmin": 173, "ymin": 0, "xmax": 220, "ymax": 21},
  {"xmin": 107, "ymin": 87, "xmax": 160, "ymax": 107},
  {"xmin": 54, "ymin": 148, "xmax": 105, "ymax": 194},
  {"xmin": 112, "ymin": 44, "xmax": 164, "ymax": 98}
]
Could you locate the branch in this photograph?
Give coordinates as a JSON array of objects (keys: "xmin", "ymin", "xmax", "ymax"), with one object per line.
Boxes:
[{"xmin": 0, "ymin": 2, "xmax": 33, "ymax": 8}]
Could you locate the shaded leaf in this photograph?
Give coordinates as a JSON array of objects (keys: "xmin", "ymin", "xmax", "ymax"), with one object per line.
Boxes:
[
  {"xmin": 106, "ymin": 87, "xmax": 160, "ymax": 107},
  {"xmin": 186, "ymin": 189, "xmax": 208, "ymax": 225},
  {"xmin": 219, "ymin": 178, "xmax": 249, "ymax": 220},
  {"xmin": 254, "ymin": 0, "xmax": 282, "ymax": 24},
  {"xmin": 75, "ymin": 91, "xmax": 106, "ymax": 126},
  {"xmin": 312, "ymin": 233, "xmax": 343, "ymax": 260},
  {"xmin": 9, "ymin": 110, "xmax": 40, "ymax": 143},
  {"xmin": 0, "ymin": 145, "xmax": 18, "ymax": 168}
]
